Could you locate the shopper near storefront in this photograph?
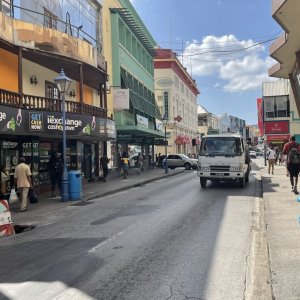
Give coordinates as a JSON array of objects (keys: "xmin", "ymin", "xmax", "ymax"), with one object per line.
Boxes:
[
  {"xmin": 48, "ymin": 152, "xmax": 62, "ymax": 198},
  {"xmin": 283, "ymin": 136, "xmax": 300, "ymax": 194},
  {"xmin": 14, "ymin": 157, "xmax": 32, "ymax": 212},
  {"xmin": 100, "ymin": 154, "xmax": 110, "ymax": 182},
  {"xmin": 120, "ymin": 152, "xmax": 129, "ymax": 179}
]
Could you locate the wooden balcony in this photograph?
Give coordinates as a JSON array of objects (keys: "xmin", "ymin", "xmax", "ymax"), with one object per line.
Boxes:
[{"xmin": 0, "ymin": 88, "xmax": 108, "ymax": 118}]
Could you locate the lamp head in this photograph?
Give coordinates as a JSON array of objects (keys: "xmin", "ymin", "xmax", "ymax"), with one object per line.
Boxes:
[
  {"xmin": 161, "ymin": 113, "xmax": 168, "ymax": 125},
  {"xmin": 54, "ymin": 68, "xmax": 71, "ymax": 94}
]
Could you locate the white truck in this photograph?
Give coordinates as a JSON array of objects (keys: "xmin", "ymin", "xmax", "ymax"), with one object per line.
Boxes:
[{"xmin": 197, "ymin": 134, "xmax": 250, "ymax": 188}]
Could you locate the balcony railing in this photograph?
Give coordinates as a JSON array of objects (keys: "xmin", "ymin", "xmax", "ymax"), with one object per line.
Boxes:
[
  {"xmin": 0, "ymin": 88, "xmax": 107, "ymax": 118},
  {"xmin": 1, "ymin": 0, "xmax": 102, "ymax": 51},
  {"xmin": 0, "ymin": 0, "xmax": 106, "ymax": 69}
]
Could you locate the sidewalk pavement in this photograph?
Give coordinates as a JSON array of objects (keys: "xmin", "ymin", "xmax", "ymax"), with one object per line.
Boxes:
[
  {"xmin": 260, "ymin": 164, "xmax": 300, "ymax": 299},
  {"xmin": 9, "ymin": 167, "xmax": 185, "ymax": 226}
]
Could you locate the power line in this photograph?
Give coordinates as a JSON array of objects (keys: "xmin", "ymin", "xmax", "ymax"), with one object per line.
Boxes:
[
  {"xmin": 180, "ymin": 37, "xmax": 277, "ymax": 57},
  {"xmin": 157, "ymin": 30, "xmax": 283, "ymax": 47}
]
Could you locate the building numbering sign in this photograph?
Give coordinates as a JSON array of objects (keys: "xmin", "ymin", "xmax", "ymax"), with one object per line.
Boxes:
[{"xmin": 164, "ymin": 92, "xmax": 168, "ymax": 118}]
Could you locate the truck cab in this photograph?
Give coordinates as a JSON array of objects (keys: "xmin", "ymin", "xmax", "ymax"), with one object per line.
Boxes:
[{"xmin": 197, "ymin": 134, "xmax": 250, "ymax": 188}]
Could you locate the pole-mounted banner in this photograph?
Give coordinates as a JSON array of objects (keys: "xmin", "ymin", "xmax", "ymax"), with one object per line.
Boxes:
[{"xmin": 164, "ymin": 92, "xmax": 168, "ymax": 118}]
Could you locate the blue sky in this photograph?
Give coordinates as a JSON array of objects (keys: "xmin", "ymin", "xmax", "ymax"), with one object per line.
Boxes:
[{"xmin": 130, "ymin": 0, "xmax": 282, "ymax": 125}]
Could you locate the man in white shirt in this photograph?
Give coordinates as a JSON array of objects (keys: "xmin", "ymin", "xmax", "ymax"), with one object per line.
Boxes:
[
  {"xmin": 267, "ymin": 146, "xmax": 276, "ymax": 175},
  {"xmin": 14, "ymin": 157, "xmax": 32, "ymax": 212}
]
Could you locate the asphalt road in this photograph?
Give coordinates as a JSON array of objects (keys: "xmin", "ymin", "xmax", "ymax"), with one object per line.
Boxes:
[{"xmin": 0, "ymin": 160, "xmax": 262, "ymax": 300}]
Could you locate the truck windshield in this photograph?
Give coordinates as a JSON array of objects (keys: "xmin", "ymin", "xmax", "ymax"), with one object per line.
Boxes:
[{"xmin": 199, "ymin": 137, "xmax": 243, "ymax": 156}]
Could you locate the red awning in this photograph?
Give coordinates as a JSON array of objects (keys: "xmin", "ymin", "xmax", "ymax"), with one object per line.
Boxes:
[{"xmin": 175, "ymin": 135, "xmax": 191, "ymax": 144}]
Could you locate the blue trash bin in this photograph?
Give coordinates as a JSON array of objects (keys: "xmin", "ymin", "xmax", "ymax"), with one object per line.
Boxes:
[{"xmin": 68, "ymin": 171, "xmax": 82, "ymax": 201}]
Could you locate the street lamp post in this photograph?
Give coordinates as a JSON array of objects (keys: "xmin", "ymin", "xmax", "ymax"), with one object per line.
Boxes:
[
  {"xmin": 162, "ymin": 114, "xmax": 168, "ymax": 174},
  {"xmin": 54, "ymin": 69, "xmax": 71, "ymax": 202}
]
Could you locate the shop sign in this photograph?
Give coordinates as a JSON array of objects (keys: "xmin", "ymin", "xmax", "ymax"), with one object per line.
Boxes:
[
  {"xmin": 0, "ymin": 105, "xmax": 116, "ymax": 140},
  {"xmin": 164, "ymin": 92, "xmax": 168, "ymax": 118},
  {"xmin": 113, "ymin": 88, "xmax": 130, "ymax": 111},
  {"xmin": 257, "ymin": 98, "xmax": 264, "ymax": 135},
  {"xmin": 2, "ymin": 141, "xmax": 18, "ymax": 149},
  {"xmin": 156, "ymin": 119, "xmax": 163, "ymax": 131},
  {"xmin": 265, "ymin": 121, "xmax": 289, "ymax": 134},
  {"xmin": 266, "ymin": 134, "xmax": 290, "ymax": 141},
  {"xmin": 29, "ymin": 112, "xmax": 44, "ymax": 131},
  {"xmin": 0, "ymin": 107, "xmax": 24, "ymax": 134},
  {"xmin": 106, "ymin": 119, "xmax": 116, "ymax": 138},
  {"xmin": 136, "ymin": 114, "xmax": 148, "ymax": 128}
]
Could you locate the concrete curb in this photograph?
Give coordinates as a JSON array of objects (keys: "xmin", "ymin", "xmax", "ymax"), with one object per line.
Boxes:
[{"xmin": 244, "ymin": 168, "xmax": 273, "ymax": 300}]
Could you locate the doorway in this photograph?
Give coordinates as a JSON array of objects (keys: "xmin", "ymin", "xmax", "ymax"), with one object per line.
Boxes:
[{"xmin": 83, "ymin": 144, "xmax": 92, "ymax": 181}]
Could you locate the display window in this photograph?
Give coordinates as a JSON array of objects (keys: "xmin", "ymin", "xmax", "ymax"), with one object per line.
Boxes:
[{"xmin": 0, "ymin": 140, "xmax": 19, "ymax": 196}]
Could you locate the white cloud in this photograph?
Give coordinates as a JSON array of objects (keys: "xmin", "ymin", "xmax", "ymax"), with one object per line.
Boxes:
[{"xmin": 180, "ymin": 34, "xmax": 276, "ymax": 93}]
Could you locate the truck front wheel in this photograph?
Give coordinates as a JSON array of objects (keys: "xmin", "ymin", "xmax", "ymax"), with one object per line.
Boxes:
[
  {"xmin": 245, "ymin": 165, "xmax": 250, "ymax": 182},
  {"xmin": 239, "ymin": 177, "xmax": 245, "ymax": 188},
  {"xmin": 200, "ymin": 178, "xmax": 207, "ymax": 188}
]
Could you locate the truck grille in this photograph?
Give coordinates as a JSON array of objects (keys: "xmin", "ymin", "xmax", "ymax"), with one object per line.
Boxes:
[{"xmin": 210, "ymin": 165, "xmax": 230, "ymax": 172}]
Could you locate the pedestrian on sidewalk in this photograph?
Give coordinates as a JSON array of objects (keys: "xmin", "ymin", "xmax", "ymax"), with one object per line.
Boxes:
[
  {"xmin": 283, "ymin": 136, "xmax": 300, "ymax": 177},
  {"xmin": 267, "ymin": 146, "xmax": 276, "ymax": 175},
  {"xmin": 100, "ymin": 154, "xmax": 110, "ymax": 182},
  {"xmin": 157, "ymin": 153, "xmax": 161, "ymax": 168},
  {"xmin": 120, "ymin": 152, "xmax": 129, "ymax": 179},
  {"xmin": 283, "ymin": 136, "xmax": 300, "ymax": 194},
  {"xmin": 14, "ymin": 157, "xmax": 32, "ymax": 212},
  {"xmin": 137, "ymin": 153, "xmax": 144, "ymax": 174},
  {"xmin": 48, "ymin": 152, "xmax": 62, "ymax": 198}
]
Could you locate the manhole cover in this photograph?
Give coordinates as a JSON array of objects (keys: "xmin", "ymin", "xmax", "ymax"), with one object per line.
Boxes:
[
  {"xmin": 71, "ymin": 201, "xmax": 93, "ymax": 207},
  {"xmin": 14, "ymin": 224, "xmax": 37, "ymax": 234}
]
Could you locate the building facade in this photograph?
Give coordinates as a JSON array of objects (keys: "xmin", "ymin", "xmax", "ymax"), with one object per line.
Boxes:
[
  {"xmin": 154, "ymin": 49, "xmax": 200, "ymax": 155},
  {"xmin": 197, "ymin": 106, "xmax": 220, "ymax": 137},
  {"xmin": 262, "ymin": 80, "xmax": 300, "ymax": 148},
  {"xmin": 102, "ymin": 0, "xmax": 164, "ymax": 169},
  {"xmin": 219, "ymin": 112, "xmax": 231, "ymax": 134},
  {"xmin": 269, "ymin": 0, "xmax": 300, "ymax": 125},
  {"xmin": 0, "ymin": 0, "xmax": 115, "ymax": 194},
  {"xmin": 229, "ymin": 115, "xmax": 246, "ymax": 137}
]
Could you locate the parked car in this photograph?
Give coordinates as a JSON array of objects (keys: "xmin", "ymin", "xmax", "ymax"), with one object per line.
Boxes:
[
  {"xmin": 256, "ymin": 149, "xmax": 262, "ymax": 156},
  {"xmin": 249, "ymin": 150, "xmax": 257, "ymax": 158},
  {"xmin": 163, "ymin": 154, "xmax": 198, "ymax": 170}
]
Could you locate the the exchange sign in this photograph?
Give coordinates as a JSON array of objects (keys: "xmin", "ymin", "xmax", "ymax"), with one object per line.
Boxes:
[{"xmin": 0, "ymin": 106, "xmax": 116, "ymax": 139}]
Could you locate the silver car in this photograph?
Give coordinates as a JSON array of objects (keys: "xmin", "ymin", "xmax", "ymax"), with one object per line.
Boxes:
[{"xmin": 164, "ymin": 154, "xmax": 198, "ymax": 170}]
